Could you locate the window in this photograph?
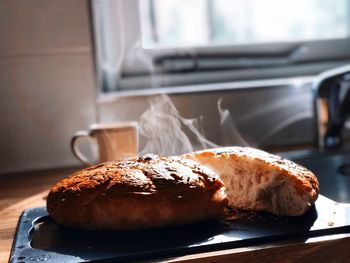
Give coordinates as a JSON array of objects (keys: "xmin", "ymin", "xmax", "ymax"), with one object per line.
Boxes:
[
  {"xmin": 91, "ymin": 0, "xmax": 350, "ymax": 93},
  {"xmin": 141, "ymin": 0, "xmax": 349, "ymax": 48}
]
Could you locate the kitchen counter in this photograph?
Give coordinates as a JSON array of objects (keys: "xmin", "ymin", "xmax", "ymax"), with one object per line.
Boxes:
[{"xmin": 2, "ymin": 168, "xmax": 350, "ymax": 263}]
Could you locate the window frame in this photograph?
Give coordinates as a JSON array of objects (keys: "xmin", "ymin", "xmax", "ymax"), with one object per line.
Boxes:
[{"xmin": 90, "ymin": 0, "xmax": 350, "ymax": 94}]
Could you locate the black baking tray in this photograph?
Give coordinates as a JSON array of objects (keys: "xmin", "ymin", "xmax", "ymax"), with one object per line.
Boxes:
[{"xmin": 9, "ymin": 195, "xmax": 350, "ymax": 263}]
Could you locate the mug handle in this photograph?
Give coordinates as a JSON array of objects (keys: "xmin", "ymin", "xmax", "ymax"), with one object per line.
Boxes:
[{"xmin": 71, "ymin": 130, "xmax": 94, "ymax": 166}]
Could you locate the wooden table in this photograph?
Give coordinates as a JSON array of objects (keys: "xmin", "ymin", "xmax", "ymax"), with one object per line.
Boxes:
[
  {"xmin": 2, "ymin": 167, "xmax": 350, "ymax": 263},
  {"xmin": 0, "ymin": 167, "xmax": 78, "ymax": 263}
]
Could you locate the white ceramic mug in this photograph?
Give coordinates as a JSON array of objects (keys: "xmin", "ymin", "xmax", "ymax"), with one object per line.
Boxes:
[{"xmin": 71, "ymin": 122, "xmax": 139, "ymax": 165}]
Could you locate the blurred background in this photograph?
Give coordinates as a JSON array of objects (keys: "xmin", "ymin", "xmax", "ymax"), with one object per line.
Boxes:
[{"xmin": 1, "ymin": 0, "xmax": 350, "ymax": 174}]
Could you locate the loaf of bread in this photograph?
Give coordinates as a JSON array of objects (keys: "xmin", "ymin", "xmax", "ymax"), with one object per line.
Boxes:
[
  {"xmin": 47, "ymin": 154, "xmax": 228, "ymax": 230},
  {"xmin": 183, "ymin": 147, "xmax": 319, "ymax": 216}
]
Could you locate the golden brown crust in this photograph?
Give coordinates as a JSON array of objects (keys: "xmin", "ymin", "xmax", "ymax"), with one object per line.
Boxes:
[
  {"xmin": 183, "ymin": 147, "xmax": 319, "ymax": 216},
  {"xmin": 47, "ymin": 154, "xmax": 228, "ymax": 230}
]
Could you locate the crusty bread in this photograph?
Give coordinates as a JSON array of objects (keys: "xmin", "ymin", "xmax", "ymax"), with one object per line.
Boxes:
[
  {"xmin": 47, "ymin": 154, "xmax": 228, "ymax": 230},
  {"xmin": 183, "ymin": 147, "xmax": 319, "ymax": 216}
]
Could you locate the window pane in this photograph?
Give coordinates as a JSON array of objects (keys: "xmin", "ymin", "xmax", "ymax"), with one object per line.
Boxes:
[
  {"xmin": 140, "ymin": 0, "xmax": 210, "ymax": 47},
  {"xmin": 140, "ymin": 0, "xmax": 350, "ymax": 48}
]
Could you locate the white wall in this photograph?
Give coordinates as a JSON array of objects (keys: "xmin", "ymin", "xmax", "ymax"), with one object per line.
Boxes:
[{"xmin": 0, "ymin": 0, "xmax": 97, "ymax": 174}]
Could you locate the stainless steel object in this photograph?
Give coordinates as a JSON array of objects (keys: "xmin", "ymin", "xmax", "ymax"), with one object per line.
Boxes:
[{"xmin": 313, "ymin": 65, "xmax": 350, "ymax": 150}]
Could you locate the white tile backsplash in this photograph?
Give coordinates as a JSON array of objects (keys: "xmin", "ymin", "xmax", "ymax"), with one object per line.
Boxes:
[
  {"xmin": 0, "ymin": 0, "xmax": 91, "ymax": 56},
  {"xmin": 0, "ymin": 0, "xmax": 96, "ymax": 174}
]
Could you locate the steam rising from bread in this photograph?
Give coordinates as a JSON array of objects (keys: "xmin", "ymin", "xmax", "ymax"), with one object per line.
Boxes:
[
  {"xmin": 138, "ymin": 94, "xmax": 252, "ymax": 157},
  {"xmin": 139, "ymin": 94, "xmax": 217, "ymax": 156},
  {"xmin": 217, "ymin": 99, "xmax": 250, "ymax": 147}
]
